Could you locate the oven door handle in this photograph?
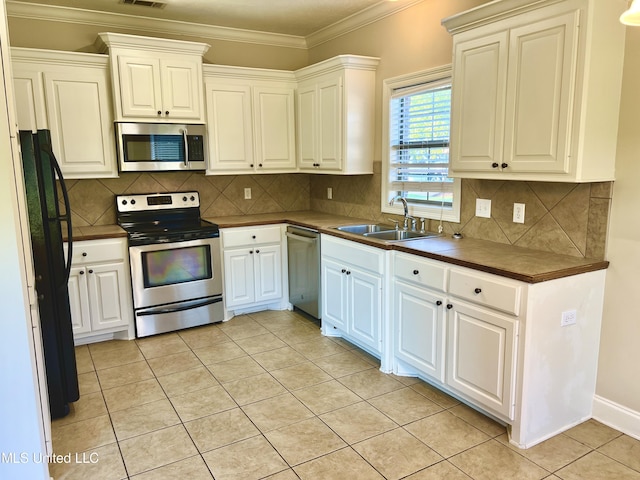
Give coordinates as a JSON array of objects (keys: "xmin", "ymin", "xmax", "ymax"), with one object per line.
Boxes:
[{"xmin": 137, "ymin": 296, "xmax": 222, "ymax": 317}]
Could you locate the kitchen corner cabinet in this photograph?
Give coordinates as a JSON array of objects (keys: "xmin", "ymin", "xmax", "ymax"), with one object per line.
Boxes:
[
  {"xmin": 321, "ymin": 235, "xmax": 386, "ymax": 357},
  {"xmin": 204, "ymin": 65, "xmax": 296, "ymax": 174},
  {"xmin": 295, "ymin": 55, "xmax": 379, "ymax": 174},
  {"xmin": 443, "ymin": 0, "xmax": 626, "ymax": 182},
  {"xmin": 66, "ymin": 238, "xmax": 134, "ymax": 344},
  {"xmin": 390, "ymin": 249, "xmax": 606, "ymax": 448},
  {"xmin": 221, "ymin": 225, "xmax": 285, "ymax": 311},
  {"xmin": 11, "ymin": 48, "xmax": 118, "ymax": 179},
  {"xmin": 96, "ymin": 33, "xmax": 209, "ymax": 123}
]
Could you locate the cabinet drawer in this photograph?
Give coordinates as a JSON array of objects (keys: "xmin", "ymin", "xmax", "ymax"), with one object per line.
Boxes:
[
  {"xmin": 393, "ymin": 253, "xmax": 447, "ymax": 292},
  {"xmin": 321, "ymin": 235, "xmax": 384, "ymax": 274},
  {"xmin": 449, "ymin": 269, "xmax": 522, "ymax": 316},
  {"xmin": 69, "ymin": 239, "xmax": 126, "ymax": 265},
  {"xmin": 222, "ymin": 225, "xmax": 282, "ymax": 248}
]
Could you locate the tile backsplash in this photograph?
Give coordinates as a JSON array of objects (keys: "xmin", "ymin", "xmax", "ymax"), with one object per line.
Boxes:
[{"xmin": 63, "ymin": 164, "xmax": 611, "ymax": 260}]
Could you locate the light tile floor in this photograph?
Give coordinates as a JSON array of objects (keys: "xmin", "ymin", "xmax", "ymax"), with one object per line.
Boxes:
[{"xmin": 50, "ymin": 310, "xmax": 640, "ymax": 480}]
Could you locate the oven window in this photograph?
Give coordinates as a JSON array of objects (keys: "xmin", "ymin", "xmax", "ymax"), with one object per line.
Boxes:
[
  {"xmin": 141, "ymin": 245, "xmax": 212, "ymax": 288},
  {"xmin": 123, "ymin": 134, "xmax": 185, "ymax": 163}
]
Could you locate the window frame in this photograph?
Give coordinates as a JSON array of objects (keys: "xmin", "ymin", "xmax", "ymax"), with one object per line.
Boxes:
[{"xmin": 381, "ymin": 65, "xmax": 460, "ymax": 223}]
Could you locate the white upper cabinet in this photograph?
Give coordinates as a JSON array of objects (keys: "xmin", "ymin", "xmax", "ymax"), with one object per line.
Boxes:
[
  {"xmin": 12, "ymin": 48, "xmax": 118, "ymax": 179},
  {"xmin": 204, "ymin": 65, "xmax": 296, "ymax": 174},
  {"xmin": 443, "ymin": 0, "xmax": 627, "ymax": 182},
  {"xmin": 295, "ymin": 55, "xmax": 379, "ymax": 175},
  {"xmin": 96, "ymin": 33, "xmax": 209, "ymax": 123}
]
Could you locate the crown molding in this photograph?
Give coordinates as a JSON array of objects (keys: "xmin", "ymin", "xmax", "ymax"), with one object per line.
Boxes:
[
  {"xmin": 306, "ymin": 0, "xmax": 425, "ymax": 48},
  {"xmin": 5, "ymin": 1, "xmax": 308, "ymax": 49}
]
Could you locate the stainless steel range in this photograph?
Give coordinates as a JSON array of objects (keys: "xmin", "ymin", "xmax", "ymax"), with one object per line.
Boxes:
[{"xmin": 116, "ymin": 191, "xmax": 224, "ymax": 337}]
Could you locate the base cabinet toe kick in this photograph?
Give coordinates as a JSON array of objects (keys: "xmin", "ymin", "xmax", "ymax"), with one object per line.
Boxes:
[{"xmin": 320, "ymin": 234, "xmax": 606, "ymax": 449}]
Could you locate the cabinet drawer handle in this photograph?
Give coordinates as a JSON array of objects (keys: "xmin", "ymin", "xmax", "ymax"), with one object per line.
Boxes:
[
  {"xmin": 474, "ymin": 287, "xmax": 482, "ymax": 294},
  {"xmin": 436, "ymin": 300, "xmax": 442, "ymax": 306},
  {"xmin": 501, "ymin": 163, "xmax": 508, "ymax": 169},
  {"xmin": 492, "ymin": 162, "xmax": 499, "ymax": 168},
  {"xmin": 413, "ymin": 269, "xmax": 419, "ymax": 275},
  {"xmin": 446, "ymin": 303, "xmax": 453, "ymax": 309}
]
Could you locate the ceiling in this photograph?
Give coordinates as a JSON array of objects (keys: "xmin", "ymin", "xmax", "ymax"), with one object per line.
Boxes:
[{"xmin": 7, "ymin": 0, "xmax": 404, "ymax": 37}]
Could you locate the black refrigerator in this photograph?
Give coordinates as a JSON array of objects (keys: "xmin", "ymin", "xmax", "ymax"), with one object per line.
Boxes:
[{"xmin": 20, "ymin": 129, "xmax": 79, "ymax": 419}]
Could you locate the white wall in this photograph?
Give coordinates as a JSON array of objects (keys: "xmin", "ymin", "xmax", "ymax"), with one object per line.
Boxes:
[{"xmin": 595, "ymin": 26, "xmax": 640, "ymax": 438}]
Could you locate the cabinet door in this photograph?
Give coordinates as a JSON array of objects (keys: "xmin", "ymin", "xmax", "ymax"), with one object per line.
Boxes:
[
  {"xmin": 503, "ymin": 12, "xmax": 578, "ymax": 173},
  {"xmin": 43, "ymin": 69, "xmax": 116, "ymax": 178},
  {"xmin": 12, "ymin": 69, "xmax": 47, "ymax": 131},
  {"xmin": 254, "ymin": 244, "xmax": 283, "ymax": 303},
  {"xmin": 450, "ymin": 30, "xmax": 508, "ymax": 172},
  {"xmin": 160, "ymin": 58, "xmax": 202, "ymax": 120},
  {"xmin": 117, "ymin": 55, "xmax": 163, "ymax": 118},
  {"xmin": 394, "ymin": 280, "xmax": 445, "ymax": 381},
  {"xmin": 253, "ymin": 86, "xmax": 296, "ymax": 171},
  {"xmin": 205, "ymin": 83, "xmax": 254, "ymax": 172},
  {"xmin": 348, "ymin": 267, "xmax": 381, "ymax": 353},
  {"xmin": 87, "ymin": 262, "xmax": 130, "ymax": 331},
  {"xmin": 296, "ymin": 84, "xmax": 318, "ymax": 170},
  {"xmin": 446, "ymin": 300, "xmax": 518, "ymax": 420},
  {"xmin": 68, "ymin": 266, "xmax": 91, "ymax": 335},
  {"xmin": 317, "ymin": 77, "xmax": 342, "ymax": 170},
  {"xmin": 321, "ymin": 257, "xmax": 348, "ymax": 330},
  {"xmin": 223, "ymin": 249, "xmax": 255, "ymax": 308}
]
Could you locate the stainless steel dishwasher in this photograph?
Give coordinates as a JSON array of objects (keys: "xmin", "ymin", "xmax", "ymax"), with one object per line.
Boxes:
[{"xmin": 286, "ymin": 226, "xmax": 320, "ymax": 319}]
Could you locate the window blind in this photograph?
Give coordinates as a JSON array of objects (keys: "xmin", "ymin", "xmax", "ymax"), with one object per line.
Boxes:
[{"xmin": 389, "ymin": 81, "xmax": 453, "ymax": 206}]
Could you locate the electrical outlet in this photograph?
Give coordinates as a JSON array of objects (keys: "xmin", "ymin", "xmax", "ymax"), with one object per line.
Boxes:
[
  {"xmin": 327, "ymin": 187, "xmax": 333, "ymax": 200},
  {"xmin": 513, "ymin": 203, "xmax": 525, "ymax": 223},
  {"xmin": 244, "ymin": 188, "xmax": 251, "ymax": 200},
  {"xmin": 561, "ymin": 309, "xmax": 577, "ymax": 327},
  {"xmin": 475, "ymin": 198, "xmax": 492, "ymax": 218}
]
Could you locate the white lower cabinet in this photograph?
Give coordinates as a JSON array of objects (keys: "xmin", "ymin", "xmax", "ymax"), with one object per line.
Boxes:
[
  {"xmin": 221, "ymin": 225, "xmax": 285, "ymax": 312},
  {"xmin": 321, "ymin": 235, "xmax": 385, "ymax": 357},
  {"xmin": 67, "ymin": 238, "xmax": 134, "ymax": 343}
]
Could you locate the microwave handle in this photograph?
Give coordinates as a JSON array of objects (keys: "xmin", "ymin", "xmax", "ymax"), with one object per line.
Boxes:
[{"xmin": 182, "ymin": 128, "xmax": 189, "ymax": 169}]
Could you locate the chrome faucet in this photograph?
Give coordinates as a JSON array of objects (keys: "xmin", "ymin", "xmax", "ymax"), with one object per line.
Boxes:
[{"xmin": 389, "ymin": 195, "xmax": 415, "ymax": 230}]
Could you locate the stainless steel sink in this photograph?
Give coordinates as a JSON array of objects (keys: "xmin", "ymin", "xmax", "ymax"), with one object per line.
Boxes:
[
  {"xmin": 364, "ymin": 230, "xmax": 438, "ymax": 241},
  {"xmin": 335, "ymin": 223, "xmax": 396, "ymax": 235}
]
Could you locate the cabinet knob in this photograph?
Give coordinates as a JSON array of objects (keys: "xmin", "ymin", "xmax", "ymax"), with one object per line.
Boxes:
[
  {"xmin": 492, "ymin": 162, "xmax": 499, "ymax": 168},
  {"xmin": 446, "ymin": 303, "xmax": 453, "ymax": 309},
  {"xmin": 474, "ymin": 287, "xmax": 482, "ymax": 294},
  {"xmin": 250, "ymin": 164, "xmax": 254, "ymax": 168},
  {"xmin": 413, "ymin": 269, "xmax": 419, "ymax": 275},
  {"xmin": 82, "ymin": 252, "xmax": 87, "ymax": 257},
  {"xmin": 255, "ymin": 249, "xmax": 260, "ymax": 254},
  {"xmin": 79, "ymin": 270, "xmax": 85, "ymax": 275},
  {"xmin": 252, "ymin": 235, "xmax": 256, "ymax": 239},
  {"xmin": 258, "ymin": 163, "xmax": 263, "ymax": 167},
  {"xmin": 88, "ymin": 269, "xmax": 94, "ymax": 274},
  {"xmin": 157, "ymin": 110, "xmax": 162, "ymax": 115},
  {"xmin": 249, "ymin": 250, "xmax": 253, "ymax": 254},
  {"xmin": 165, "ymin": 111, "xmax": 170, "ymax": 116},
  {"xmin": 501, "ymin": 163, "xmax": 508, "ymax": 169},
  {"xmin": 436, "ymin": 300, "xmax": 443, "ymax": 306},
  {"xmin": 341, "ymin": 269, "xmax": 346, "ymax": 273}
]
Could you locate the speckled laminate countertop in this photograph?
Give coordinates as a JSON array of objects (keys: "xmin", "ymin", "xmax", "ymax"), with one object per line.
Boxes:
[{"xmin": 70, "ymin": 211, "xmax": 608, "ymax": 283}]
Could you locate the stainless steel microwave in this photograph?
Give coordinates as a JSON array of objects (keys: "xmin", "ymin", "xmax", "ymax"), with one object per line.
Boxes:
[{"xmin": 116, "ymin": 122, "xmax": 207, "ymax": 172}]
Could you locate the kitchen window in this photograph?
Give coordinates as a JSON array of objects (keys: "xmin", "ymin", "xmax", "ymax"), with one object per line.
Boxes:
[{"xmin": 382, "ymin": 66, "xmax": 460, "ymax": 223}]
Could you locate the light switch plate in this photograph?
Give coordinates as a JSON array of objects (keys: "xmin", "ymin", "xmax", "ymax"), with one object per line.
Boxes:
[{"xmin": 475, "ymin": 198, "xmax": 491, "ymax": 218}]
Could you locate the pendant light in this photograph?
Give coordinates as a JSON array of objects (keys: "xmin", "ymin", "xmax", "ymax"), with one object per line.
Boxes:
[{"xmin": 621, "ymin": 0, "xmax": 640, "ymax": 26}]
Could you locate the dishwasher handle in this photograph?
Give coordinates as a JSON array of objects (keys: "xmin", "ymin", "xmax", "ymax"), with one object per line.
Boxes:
[{"xmin": 286, "ymin": 231, "xmax": 318, "ymax": 244}]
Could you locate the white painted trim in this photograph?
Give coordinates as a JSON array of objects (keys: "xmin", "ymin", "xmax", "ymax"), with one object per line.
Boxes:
[
  {"xmin": 6, "ymin": 0, "xmax": 423, "ymax": 51},
  {"xmin": 5, "ymin": 1, "xmax": 307, "ymax": 49},
  {"xmin": 306, "ymin": 0, "xmax": 425, "ymax": 48},
  {"xmin": 593, "ymin": 395, "xmax": 640, "ymax": 441}
]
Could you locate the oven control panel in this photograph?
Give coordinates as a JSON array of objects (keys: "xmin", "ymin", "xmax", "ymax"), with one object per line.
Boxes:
[{"xmin": 117, "ymin": 192, "xmax": 200, "ymax": 212}]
